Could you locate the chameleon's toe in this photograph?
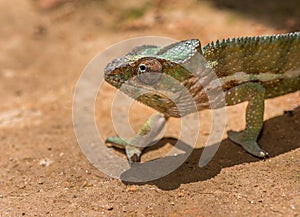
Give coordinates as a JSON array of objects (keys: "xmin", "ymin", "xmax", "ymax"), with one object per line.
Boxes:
[
  {"xmin": 227, "ymin": 130, "xmax": 269, "ymax": 158},
  {"xmin": 105, "ymin": 136, "xmax": 130, "ymax": 149},
  {"xmin": 105, "ymin": 136, "xmax": 143, "ymax": 162}
]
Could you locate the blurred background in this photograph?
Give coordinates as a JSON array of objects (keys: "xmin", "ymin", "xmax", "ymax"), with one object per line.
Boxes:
[{"xmin": 0, "ymin": 0, "xmax": 299, "ymax": 216}]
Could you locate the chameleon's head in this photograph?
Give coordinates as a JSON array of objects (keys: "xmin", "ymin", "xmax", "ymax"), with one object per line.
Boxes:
[{"xmin": 104, "ymin": 39, "xmax": 203, "ymax": 117}]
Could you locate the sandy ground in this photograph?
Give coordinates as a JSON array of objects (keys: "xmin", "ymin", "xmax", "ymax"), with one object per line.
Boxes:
[{"xmin": 0, "ymin": 0, "xmax": 299, "ymax": 216}]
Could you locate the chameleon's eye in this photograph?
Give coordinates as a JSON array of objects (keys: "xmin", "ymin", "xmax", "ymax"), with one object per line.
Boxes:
[
  {"xmin": 137, "ymin": 59, "xmax": 162, "ymax": 85},
  {"xmin": 138, "ymin": 64, "xmax": 147, "ymax": 73}
]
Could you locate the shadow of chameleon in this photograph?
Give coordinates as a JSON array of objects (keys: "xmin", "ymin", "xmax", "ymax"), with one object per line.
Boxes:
[{"xmin": 120, "ymin": 106, "xmax": 300, "ymax": 190}]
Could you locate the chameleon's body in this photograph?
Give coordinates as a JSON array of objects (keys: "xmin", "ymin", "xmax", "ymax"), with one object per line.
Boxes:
[{"xmin": 104, "ymin": 32, "xmax": 300, "ymax": 162}]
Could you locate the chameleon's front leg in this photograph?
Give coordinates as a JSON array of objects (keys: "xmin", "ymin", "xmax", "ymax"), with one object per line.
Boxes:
[
  {"xmin": 105, "ymin": 113, "xmax": 167, "ymax": 162},
  {"xmin": 225, "ymin": 82, "xmax": 268, "ymax": 158}
]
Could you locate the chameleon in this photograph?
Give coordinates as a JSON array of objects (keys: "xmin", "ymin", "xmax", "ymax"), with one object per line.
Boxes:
[{"xmin": 104, "ymin": 32, "xmax": 300, "ymax": 162}]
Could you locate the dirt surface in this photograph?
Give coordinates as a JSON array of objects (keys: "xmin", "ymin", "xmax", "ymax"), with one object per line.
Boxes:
[{"xmin": 0, "ymin": 0, "xmax": 299, "ymax": 216}]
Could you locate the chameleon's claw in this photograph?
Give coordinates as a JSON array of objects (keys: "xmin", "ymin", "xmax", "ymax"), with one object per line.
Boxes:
[
  {"xmin": 125, "ymin": 144, "xmax": 142, "ymax": 163},
  {"xmin": 227, "ymin": 130, "xmax": 269, "ymax": 158},
  {"xmin": 105, "ymin": 136, "xmax": 143, "ymax": 162}
]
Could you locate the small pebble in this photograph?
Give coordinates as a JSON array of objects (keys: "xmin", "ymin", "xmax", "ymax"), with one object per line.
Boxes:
[
  {"xmin": 177, "ymin": 192, "xmax": 184, "ymax": 197},
  {"xmin": 128, "ymin": 186, "xmax": 137, "ymax": 191},
  {"xmin": 39, "ymin": 158, "xmax": 52, "ymax": 167}
]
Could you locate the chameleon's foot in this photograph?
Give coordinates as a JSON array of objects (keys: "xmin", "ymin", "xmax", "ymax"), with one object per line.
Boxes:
[
  {"xmin": 105, "ymin": 136, "xmax": 143, "ymax": 162},
  {"xmin": 105, "ymin": 113, "xmax": 167, "ymax": 163},
  {"xmin": 227, "ymin": 130, "xmax": 268, "ymax": 158}
]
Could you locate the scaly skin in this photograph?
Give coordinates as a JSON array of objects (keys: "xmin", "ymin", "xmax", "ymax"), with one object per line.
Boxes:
[{"xmin": 104, "ymin": 32, "xmax": 300, "ymax": 162}]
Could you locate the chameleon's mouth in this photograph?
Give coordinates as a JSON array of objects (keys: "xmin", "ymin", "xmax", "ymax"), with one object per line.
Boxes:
[
  {"xmin": 104, "ymin": 74, "xmax": 125, "ymax": 88},
  {"xmin": 104, "ymin": 56, "xmax": 130, "ymax": 88},
  {"xmin": 104, "ymin": 67, "xmax": 127, "ymax": 89}
]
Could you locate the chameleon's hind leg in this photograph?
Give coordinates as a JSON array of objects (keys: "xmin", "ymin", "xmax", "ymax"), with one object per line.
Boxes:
[
  {"xmin": 105, "ymin": 113, "xmax": 167, "ymax": 163},
  {"xmin": 225, "ymin": 82, "xmax": 268, "ymax": 158}
]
